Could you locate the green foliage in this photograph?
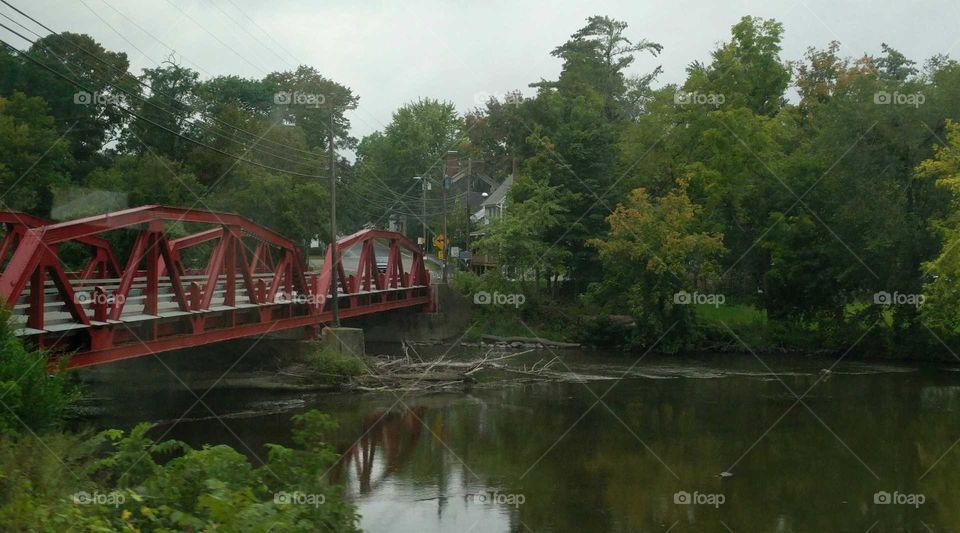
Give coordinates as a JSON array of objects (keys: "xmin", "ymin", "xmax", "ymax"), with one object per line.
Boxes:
[
  {"xmin": 685, "ymin": 16, "xmax": 790, "ymax": 116},
  {"xmin": 0, "ymin": 318, "xmax": 356, "ymax": 530},
  {"xmin": 263, "ymin": 65, "xmax": 359, "ymax": 151},
  {"xmin": 0, "ymin": 305, "xmax": 76, "ymax": 434},
  {"xmin": 121, "ymin": 60, "xmax": 200, "ymax": 162},
  {"xmin": 918, "ymin": 119, "xmax": 960, "ymax": 332},
  {"xmin": 86, "ymin": 153, "xmax": 203, "ymax": 208},
  {"xmin": 16, "ymin": 32, "xmax": 132, "ymax": 169},
  {"xmin": 536, "ymin": 15, "xmax": 663, "ymax": 120},
  {"xmin": 305, "ymin": 345, "xmax": 364, "ymax": 384},
  {"xmin": 210, "ymin": 165, "xmax": 329, "ymax": 247},
  {"xmin": 0, "ymin": 92, "xmax": 73, "ymax": 215},
  {"xmin": 350, "ymin": 98, "xmax": 464, "ymax": 238},
  {"xmin": 4, "ymin": 18, "xmax": 960, "ymax": 356},
  {"xmin": 452, "ymin": 270, "xmax": 574, "ymax": 341},
  {"xmin": 575, "ymin": 316, "xmax": 633, "ymax": 348},
  {"xmin": 474, "ymin": 176, "xmax": 571, "ymax": 281},
  {"xmin": 0, "ymin": 411, "xmax": 358, "ymax": 531},
  {"xmin": 586, "ymin": 179, "xmax": 726, "ymax": 350}
]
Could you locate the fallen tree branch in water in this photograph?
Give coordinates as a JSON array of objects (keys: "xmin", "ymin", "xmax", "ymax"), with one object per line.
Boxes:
[
  {"xmin": 350, "ymin": 348, "xmax": 562, "ymax": 391},
  {"xmin": 480, "ymin": 334, "xmax": 580, "ymax": 349}
]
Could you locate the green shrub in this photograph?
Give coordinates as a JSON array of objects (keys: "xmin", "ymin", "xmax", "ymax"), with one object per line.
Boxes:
[
  {"xmin": 0, "ymin": 411, "xmax": 360, "ymax": 531},
  {"xmin": 575, "ymin": 317, "xmax": 632, "ymax": 348},
  {"xmin": 0, "ymin": 305, "xmax": 77, "ymax": 434},
  {"xmin": 89, "ymin": 410, "xmax": 358, "ymax": 531},
  {"xmin": 306, "ymin": 345, "xmax": 364, "ymax": 384}
]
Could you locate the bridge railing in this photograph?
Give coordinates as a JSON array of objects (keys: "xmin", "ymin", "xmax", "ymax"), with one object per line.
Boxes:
[{"xmin": 0, "ymin": 206, "xmax": 432, "ymax": 367}]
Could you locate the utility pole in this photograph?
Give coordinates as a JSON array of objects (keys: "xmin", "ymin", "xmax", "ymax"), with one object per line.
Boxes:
[
  {"xmin": 328, "ymin": 111, "xmax": 339, "ymax": 327},
  {"xmin": 441, "ymin": 175, "xmax": 448, "ymax": 283},
  {"xmin": 421, "ymin": 178, "xmax": 427, "ymax": 251},
  {"xmin": 441, "ymin": 151, "xmax": 457, "ymax": 283}
]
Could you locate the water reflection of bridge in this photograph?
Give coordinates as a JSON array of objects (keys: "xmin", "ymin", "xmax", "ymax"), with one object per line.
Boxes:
[{"xmin": 333, "ymin": 406, "xmax": 428, "ymax": 494}]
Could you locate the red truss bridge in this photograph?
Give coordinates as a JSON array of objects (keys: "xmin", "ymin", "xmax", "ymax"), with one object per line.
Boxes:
[{"xmin": 0, "ymin": 206, "xmax": 433, "ymax": 368}]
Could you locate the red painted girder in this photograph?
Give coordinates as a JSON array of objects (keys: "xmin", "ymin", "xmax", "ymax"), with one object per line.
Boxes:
[
  {"xmin": 33, "ymin": 206, "xmax": 297, "ymax": 251},
  {"xmin": 171, "ymin": 227, "xmax": 223, "ymax": 250},
  {"xmin": 61, "ymin": 294, "xmax": 432, "ymax": 368},
  {"xmin": 0, "ymin": 211, "xmax": 115, "ymax": 252},
  {"xmin": 337, "ymin": 227, "xmax": 423, "ymax": 255}
]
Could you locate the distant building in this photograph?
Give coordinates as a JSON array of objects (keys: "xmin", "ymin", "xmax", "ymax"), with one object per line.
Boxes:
[
  {"xmin": 468, "ymin": 175, "xmax": 513, "ymax": 273},
  {"xmin": 470, "ymin": 174, "xmax": 513, "ymax": 228},
  {"xmin": 388, "ymin": 214, "xmax": 406, "ymax": 234}
]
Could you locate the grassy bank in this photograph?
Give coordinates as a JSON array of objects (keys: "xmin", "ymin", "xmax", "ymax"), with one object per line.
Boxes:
[{"xmin": 456, "ymin": 280, "xmax": 949, "ymax": 360}]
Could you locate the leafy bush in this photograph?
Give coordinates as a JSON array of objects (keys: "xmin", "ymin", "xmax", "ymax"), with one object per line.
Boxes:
[
  {"xmin": 575, "ymin": 317, "xmax": 633, "ymax": 348},
  {"xmin": 0, "ymin": 305, "xmax": 77, "ymax": 434},
  {"xmin": 306, "ymin": 345, "xmax": 364, "ymax": 384},
  {"xmin": 0, "ymin": 411, "xmax": 359, "ymax": 532}
]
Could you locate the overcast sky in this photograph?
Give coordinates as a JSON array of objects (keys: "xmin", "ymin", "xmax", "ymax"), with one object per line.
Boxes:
[{"xmin": 9, "ymin": 0, "xmax": 960, "ymax": 140}]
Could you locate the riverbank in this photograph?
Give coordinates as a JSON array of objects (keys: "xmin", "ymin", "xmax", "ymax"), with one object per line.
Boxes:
[
  {"xmin": 74, "ymin": 336, "xmax": 960, "ymax": 424},
  {"xmin": 459, "ymin": 298, "xmax": 959, "ymax": 362}
]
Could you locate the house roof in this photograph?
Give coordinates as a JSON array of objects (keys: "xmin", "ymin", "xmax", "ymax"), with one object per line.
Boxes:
[
  {"xmin": 482, "ymin": 175, "xmax": 513, "ymax": 208},
  {"xmin": 470, "ymin": 207, "xmax": 486, "ymax": 222}
]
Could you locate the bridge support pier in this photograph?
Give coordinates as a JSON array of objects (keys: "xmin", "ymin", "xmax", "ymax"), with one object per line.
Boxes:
[{"xmin": 321, "ymin": 327, "xmax": 365, "ymax": 358}]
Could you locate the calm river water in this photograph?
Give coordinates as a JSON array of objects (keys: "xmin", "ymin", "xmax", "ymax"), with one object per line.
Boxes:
[{"xmin": 85, "ymin": 345, "xmax": 960, "ymax": 532}]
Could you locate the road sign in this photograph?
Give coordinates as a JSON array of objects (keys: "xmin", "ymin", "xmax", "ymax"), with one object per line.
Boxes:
[{"xmin": 433, "ymin": 234, "xmax": 446, "ymax": 250}]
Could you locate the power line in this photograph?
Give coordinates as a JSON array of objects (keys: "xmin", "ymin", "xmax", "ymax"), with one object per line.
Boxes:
[
  {"xmin": 0, "ymin": 24, "xmax": 449, "ymax": 214},
  {"xmin": 76, "ymin": 0, "xmax": 158, "ymax": 65},
  {"xmin": 159, "ymin": 0, "xmax": 269, "ymax": 75},
  {"xmin": 0, "ymin": 0, "xmax": 322, "ymax": 157},
  {"xmin": 0, "ymin": 18, "xmax": 321, "ymax": 170},
  {"xmin": 222, "ymin": 0, "xmax": 301, "ymax": 68},
  {"xmin": 93, "ymin": 0, "xmax": 211, "ymax": 79},
  {"xmin": 0, "ymin": 34, "xmax": 327, "ymax": 179},
  {"xmin": 0, "ymin": 1, "xmax": 465, "ymax": 224},
  {"xmin": 80, "ymin": 0, "xmax": 422, "ymax": 217},
  {"xmin": 206, "ymin": 1, "xmax": 291, "ymax": 70}
]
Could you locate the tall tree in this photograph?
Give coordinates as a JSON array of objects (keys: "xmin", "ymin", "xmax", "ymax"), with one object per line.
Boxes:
[
  {"xmin": 351, "ymin": 98, "xmax": 464, "ymax": 237},
  {"xmin": 0, "ymin": 93, "xmax": 73, "ymax": 215},
  {"xmin": 587, "ymin": 177, "xmax": 725, "ymax": 349},
  {"xmin": 17, "ymin": 33, "xmax": 133, "ymax": 173},
  {"xmin": 519, "ymin": 16, "xmax": 662, "ymax": 285},
  {"xmin": 685, "ymin": 16, "xmax": 790, "ymax": 116}
]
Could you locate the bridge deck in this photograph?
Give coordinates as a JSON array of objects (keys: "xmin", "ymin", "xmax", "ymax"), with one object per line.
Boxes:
[{"xmin": 0, "ymin": 206, "xmax": 434, "ymax": 368}]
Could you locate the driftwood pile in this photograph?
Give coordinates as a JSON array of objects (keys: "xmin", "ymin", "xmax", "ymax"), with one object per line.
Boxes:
[{"xmin": 348, "ymin": 341, "xmax": 570, "ymax": 392}]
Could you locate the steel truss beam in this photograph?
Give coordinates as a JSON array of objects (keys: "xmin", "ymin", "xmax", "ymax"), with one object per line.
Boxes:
[{"xmin": 0, "ymin": 206, "xmax": 432, "ymax": 368}]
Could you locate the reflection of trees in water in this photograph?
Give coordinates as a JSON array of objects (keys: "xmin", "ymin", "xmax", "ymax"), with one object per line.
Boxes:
[
  {"xmin": 321, "ymin": 376, "xmax": 960, "ymax": 531},
  {"xmin": 332, "ymin": 406, "xmax": 428, "ymax": 494}
]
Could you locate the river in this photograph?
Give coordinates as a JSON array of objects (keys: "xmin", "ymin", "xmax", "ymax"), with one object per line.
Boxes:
[{"xmin": 82, "ymin": 343, "xmax": 960, "ymax": 532}]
